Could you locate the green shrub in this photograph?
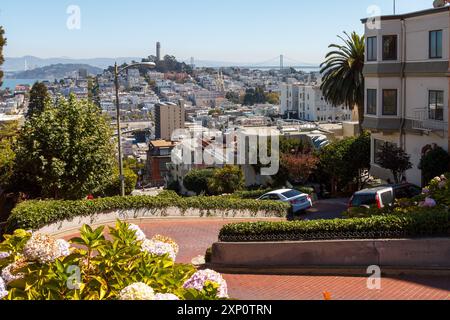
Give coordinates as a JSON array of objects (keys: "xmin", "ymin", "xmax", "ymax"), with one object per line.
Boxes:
[
  {"xmin": 101, "ymin": 167, "xmax": 138, "ymax": 197},
  {"xmin": 183, "ymin": 169, "xmax": 214, "ymax": 195},
  {"xmin": 0, "ymin": 221, "xmax": 227, "ymax": 300},
  {"xmin": 6, "ymin": 194, "xmax": 290, "ymax": 232},
  {"xmin": 231, "ymin": 189, "xmax": 271, "ymax": 199},
  {"xmin": 208, "ymin": 166, "xmax": 245, "ymax": 195},
  {"xmin": 219, "ymin": 208, "xmax": 450, "ymax": 242},
  {"xmin": 419, "ymin": 147, "xmax": 450, "ymax": 185}
]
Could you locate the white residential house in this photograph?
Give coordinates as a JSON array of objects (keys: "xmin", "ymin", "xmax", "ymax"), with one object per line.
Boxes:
[
  {"xmin": 361, "ymin": 6, "xmax": 449, "ymax": 186},
  {"xmin": 280, "ymin": 83, "xmax": 352, "ymax": 122}
]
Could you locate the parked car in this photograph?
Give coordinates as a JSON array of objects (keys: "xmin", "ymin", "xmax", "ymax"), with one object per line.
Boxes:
[
  {"xmin": 348, "ymin": 183, "xmax": 422, "ymax": 211},
  {"xmin": 258, "ymin": 189, "xmax": 313, "ymax": 213}
]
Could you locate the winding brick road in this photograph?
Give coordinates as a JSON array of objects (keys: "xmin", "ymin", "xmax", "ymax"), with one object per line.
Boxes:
[{"xmin": 65, "ymin": 214, "xmax": 450, "ymax": 300}]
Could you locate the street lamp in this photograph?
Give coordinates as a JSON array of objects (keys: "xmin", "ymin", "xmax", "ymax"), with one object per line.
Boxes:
[{"xmin": 114, "ymin": 61, "xmax": 156, "ymax": 196}]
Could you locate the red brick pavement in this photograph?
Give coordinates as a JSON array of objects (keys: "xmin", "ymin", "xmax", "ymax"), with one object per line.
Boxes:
[{"xmin": 66, "ymin": 218, "xmax": 450, "ymax": 300}]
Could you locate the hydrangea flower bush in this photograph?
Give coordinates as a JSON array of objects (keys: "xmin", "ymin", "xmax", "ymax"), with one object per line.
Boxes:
[
  {"xmin": 421, "ymin": 174, "xmax": 450, "ymax": 207},
  {"xmin": 0, "ymin": 221, "xmax": 228, "ymax": 300}
]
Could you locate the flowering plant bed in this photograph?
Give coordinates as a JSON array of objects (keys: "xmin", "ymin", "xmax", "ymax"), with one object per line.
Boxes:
[{"xmin": 0, "ymin": 221, "xmax": 228, "ymax": 300}]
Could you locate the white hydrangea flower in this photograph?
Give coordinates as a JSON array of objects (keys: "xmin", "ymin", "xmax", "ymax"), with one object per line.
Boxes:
[
  {"xmin": 183, "ymin": 269, "xmax": 228, "ymax": 298},
  {"xmin": 23, "ymin": 233, "xmax": 71, "ymax": 264},
  {"xmin": 0, "ymin": 252, "xmax": 10, "ymax": 260},
  {"xmin": 141, "ymin": 240, "xmax": 176, "ymax": 261},
  {"xmin": 1, "ymin": 260, "xmax": 26, "ymax": 284},
  {"xmin": 154, "ymin": 293, "xmax": 180, "ymax": 300},
  {"xmin": 128, "ymin": 224, "xmax": 147, "ymax": 242},
  {"xmin": 119, "ymin": 283, "xmax": 155, "ymax": 300},
  {"xmin": 0, "ymin": 277, "xmax": 8, "ymax": 299}
]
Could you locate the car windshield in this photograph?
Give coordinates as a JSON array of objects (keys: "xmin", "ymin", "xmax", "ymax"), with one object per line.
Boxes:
[
  {"xmin": 282, "ymin": 190, "xmax": 302, "ymax": 199},
  {"xmin": 351, "ymin": 194, "xmax": 376, "ymax": 207}
]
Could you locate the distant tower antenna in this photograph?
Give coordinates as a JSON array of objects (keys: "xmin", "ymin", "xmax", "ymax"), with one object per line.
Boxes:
[
  {"xmin": 280, "ymin": 55, "xmax": 284, "ymax": 71},
  {"xmin": 24, "ymin": 59, "xmax": 28, "ymax": 71},
  {"xmin": 393, "ymin": 0, "xmax": 396, "ymax": 14},
  {"xmin": 190, "ymin": 57, "xmax": 195, "ymax": 69}
]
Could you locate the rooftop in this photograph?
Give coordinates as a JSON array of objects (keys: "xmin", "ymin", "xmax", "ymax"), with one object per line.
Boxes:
[
  {"xmin": 361, "ymin": 5, "xmax": 449, "ymax": 23},
  {"xmin": 150, "ymin": 140, "xmax": 174, "ymax": 148}
]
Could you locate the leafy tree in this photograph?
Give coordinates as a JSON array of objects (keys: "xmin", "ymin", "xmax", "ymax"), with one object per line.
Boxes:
[
  {"xmin": 281, "ymin": 153, "xmax": 318, "ymax": 185},
  {"xmin": 26, "ymin": 82, "xmax": 49, "ymax": 118},
  {"xmin": 315, "ymin": 134, "xmax": 370, "ymax": 194},
  {"xmin": 376, "ymin": 143, "xmax": 412, "ymax": 184},
  {"xmin": 183, "ymin": 169, "xmax": 214, "ymax": 195},
  {"xmin": 208, "ymin": 166, "xmax": 245, "ymax": 195},
  {"xmin": 320, "ymin": 32, "xmax": 365, "ymax": 132},
  {"xmin": 419, "ymin": 145, "xmax": 450, "ymax": 185},
  {"xmin": 101, "ymin": 166, "xmax": 137, "ymax": 197},
  {"xmin": 225, "ymin": 91, "xmax": 240, "ymax": 104},
  {"xmin": 243, "ymin": 87, "xmax": 266, "ymax": 106},
  {"xmin": 0, "ymin": 26, "xmax": 6, "ymax": 87},
  {"xmin": 88, "ymin": 77, "xmax": 101, "ymax": 109},
  {"xmin": 345, "ymin": 131, "xmax": 371, "ymax": 188},
  {"xmin": 264, "ymin": 92, "xmax": 280, "ymax": 105},
  {"xmin": 14, "ymin": 94, "xmax": 116, "ymax": 199},
  {"xmin": 0, "ymin": 121, "xmax": 19, "ymax": 191}
]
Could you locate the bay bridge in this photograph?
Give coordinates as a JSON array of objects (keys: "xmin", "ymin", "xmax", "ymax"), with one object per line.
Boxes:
[{"xmin": 182, "ymin": 55, "xmax": 320, "ymax": 71}]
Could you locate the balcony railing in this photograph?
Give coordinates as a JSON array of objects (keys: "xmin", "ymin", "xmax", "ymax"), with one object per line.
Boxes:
[{"xmin": 408, "ymin": 108, "xmax": 448, "ymax": 133}]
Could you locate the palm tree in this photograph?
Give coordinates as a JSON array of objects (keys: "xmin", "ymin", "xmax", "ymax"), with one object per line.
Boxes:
[{"xmin": 320, "ymin": 31, "xmax": 365, "ymax": 132}]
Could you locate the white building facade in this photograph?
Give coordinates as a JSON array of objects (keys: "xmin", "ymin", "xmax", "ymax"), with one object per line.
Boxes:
[
  {"xmin": 280, "ymin": 83, "xmax": 352, "ymax": 122},
  {"xmin": 362, "ymin": 6, "xmax": 450, "ymax": 186}
]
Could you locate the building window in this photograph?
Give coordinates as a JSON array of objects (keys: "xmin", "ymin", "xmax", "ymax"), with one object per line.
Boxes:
[
  {"xmin": 382, "ymin": 35, "xmax": 397, "ymax": 60},
  {"xmin": 366, "ymin": 89, "xmax": 377, "ymax": 115},
  {"xmin": 382, "ymin": 89, "xmax": 397, "ymax": 116},
  {"xmin": 429, "ymin": 90, "xmax": 444, "ymax": 121},
  {"xmin": 367, "ymin": 36, "xmax": 377, "ymax": 61},
  {"xmin": 429, "ymin": 30, "xmax": 443, "ymax": 59}
]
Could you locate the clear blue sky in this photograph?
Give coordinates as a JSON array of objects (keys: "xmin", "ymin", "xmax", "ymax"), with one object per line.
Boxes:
[{"xmin": 0, "ymin": 0, "xmax": 434, "ymax": 64}]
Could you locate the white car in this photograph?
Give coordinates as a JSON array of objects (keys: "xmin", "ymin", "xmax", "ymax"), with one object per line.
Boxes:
[{"xmin": 258, "ymin": 189, "xmax": 313, "ymax": 213}]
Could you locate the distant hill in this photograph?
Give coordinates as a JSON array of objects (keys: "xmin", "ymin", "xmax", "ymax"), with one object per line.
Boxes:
[
  {"xmin": 4, "ymin": 56, "xmax": 141, "ymax": 72},
  {"xmin": 8, "ymin": 64, "xmax": 103, "ymax": 80}
]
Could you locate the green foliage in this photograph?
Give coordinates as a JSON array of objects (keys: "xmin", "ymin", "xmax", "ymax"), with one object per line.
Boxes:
[
  {"xmin": 14, "ymin": 94, "xmax": 116, "ymax": 199},
  {"xmin": 320, "ymin": 31, "xmax": 365, "ymax": 131},
  {"xmin": 0, "ymin": 26, "xmax": 6, "ymax": 87},
  {"xmin": 376, "ymin": 142, "xmax": 412, "ymax": 183},
  {"xmin": 219, "ymin": 208, "xmax": 450, "ymax": 242},
  {"xmin": 243, "ymin": 87, "xmax": 266, "ymax": 106},
  {"xmin": 419, "ymin": 146, "xmax": 450, "ymax": 185},
  {"xmin": 225, "ymin": 91, "xmax": 240, "ymax": 104},
  {"xmin": 424, "ymin": 174, "xmax": 450, "ymax": 206},
  {"xmin": 231, "ymin": 189, "xmax": 272, "ymax": 199},
  {"xmin": 264, "ymin": 92, "xmax": 280, "ymax": 105},
  {"xmin": 6, "ymin": 194, "xmax": 289, "ymax": 232},
  {"xmin": 183, "ymin": 169, "xmax": 214, "ymax": 195},
  {"xmin": 101, "ymin": 167, "xmax": 137, "ymax": 197},
  {"xmin": 0, "ymin": 121, "xmax": 19, "ymax": 190},
  {"xmin": 0, "ymin": 221, "xmax": 223, "ymax": 300},
  {"xmin": 208, "ymin": 166, "xmax": 245, "ymax": 195},
  {"xmin": 26, "ymin": 82, "xmax": 49, "ymax": 118}
]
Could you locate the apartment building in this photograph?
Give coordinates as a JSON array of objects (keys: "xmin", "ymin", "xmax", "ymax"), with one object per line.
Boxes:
[
  {"xmin": 154, "ymin": 100, "xmax": 186, "ymax": 141},
  {"xmin": 362, "ymin": 6, "xmax": 449, "ymax": 186},
  {"xmin": 280, "ymin": 83, "xmax": 352, "ymax": 122}
]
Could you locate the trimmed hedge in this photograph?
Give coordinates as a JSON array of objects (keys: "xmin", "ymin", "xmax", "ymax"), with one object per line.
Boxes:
[
  {"xmin": 6, "ymin": 193, "xmax": 290, "ymax": 232},
  {"xmin": 219, "ymin": 208, "xmax": 450, "ymax": 242}
]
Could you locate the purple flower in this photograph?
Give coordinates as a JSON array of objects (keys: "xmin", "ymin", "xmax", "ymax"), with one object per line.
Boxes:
[
  {"xmin": 0, "ymin": 277, "xmax": 8, "ymax": 299},
  {"xmin": 422, "ymin": 188, "xmax": 430, "ymax": 195},
  {"xmin": 183, "ymin": 269, "xmax": 228, "ymax": 298},
  {"xmin": 0, "ymin": 252, "xmax": 10, "ymax": 260}
]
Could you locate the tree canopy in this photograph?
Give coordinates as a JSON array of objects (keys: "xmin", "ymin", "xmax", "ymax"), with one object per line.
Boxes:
[
  {"xmin": 26, "ymin": 82, "xmax": 50, "ymax": 118},
  {"xmin": 320, "ymin": 31, "xmax": 365, "ymax": 131},
  {"xmin": 14, "ymin": 94, "xmax": 116, "ymax": 199},
  {"xmin": 0, "ymin": 26, "xmax": 6, "ymax": 87},
  {"xmin": 376, "ymin": 143, "xmax": 412, "ymax": 183}
]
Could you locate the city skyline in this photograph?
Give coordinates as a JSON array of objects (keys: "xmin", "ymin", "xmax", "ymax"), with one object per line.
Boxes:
[{"xmin": 0, "ymin": 0, "xmax": 434, "ymax": 64}]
